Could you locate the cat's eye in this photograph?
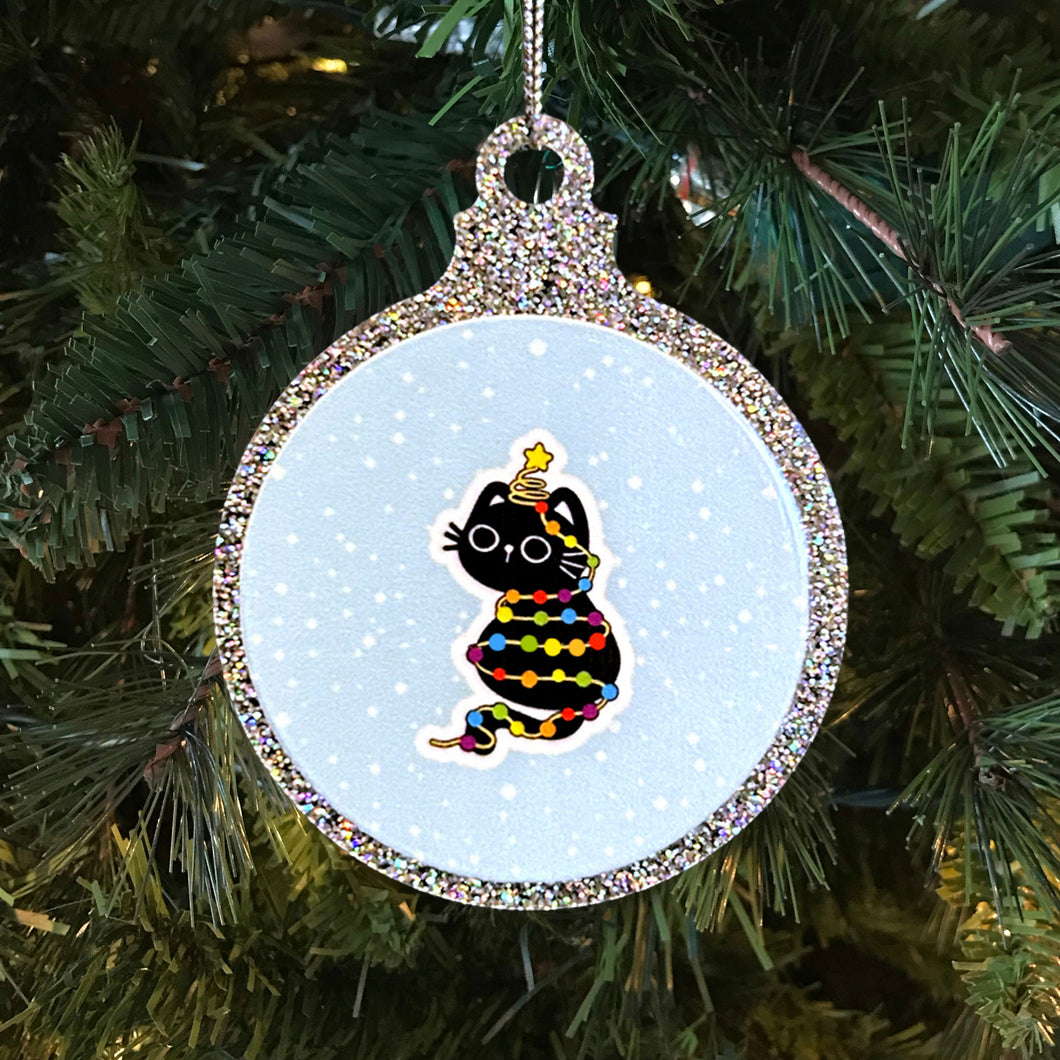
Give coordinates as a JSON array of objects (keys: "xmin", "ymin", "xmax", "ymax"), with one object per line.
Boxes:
[
  {"xmin": 468, "ymin": 524, "xmax": 500, "ymax": 552},
  {"xmin": 520, "ymin": 535, "xmax": 552, "ymax": 564}
]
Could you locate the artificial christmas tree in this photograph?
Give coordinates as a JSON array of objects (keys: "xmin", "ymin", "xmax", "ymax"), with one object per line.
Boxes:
[{"xmin": 2, "ymin": 1, "xmax": 1060, "ymax": 1057}]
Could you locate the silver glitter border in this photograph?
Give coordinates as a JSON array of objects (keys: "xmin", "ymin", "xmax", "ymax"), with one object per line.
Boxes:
[{"xmin": 213, "ymin": 117, "xmax": 848, "ymax": 910}]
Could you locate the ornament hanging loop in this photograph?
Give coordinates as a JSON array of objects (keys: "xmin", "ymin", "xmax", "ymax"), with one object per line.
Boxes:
[
  {"xmin": 474, "ymin": 115, "xmax": 595, "ymax": 210},
  {"xmin": 522, "ymin": 0, "xmax": 544, "ymax": 139}
]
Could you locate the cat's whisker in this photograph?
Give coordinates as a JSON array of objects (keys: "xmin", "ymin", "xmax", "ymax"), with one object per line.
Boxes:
[{"xmin": 441, "ymin": 543, "xmax": 459, "ymax": 551}]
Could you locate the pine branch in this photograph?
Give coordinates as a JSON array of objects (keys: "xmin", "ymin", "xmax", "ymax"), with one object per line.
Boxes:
[
  {"xmin": 2, "ymin": 648, "xmax": 211, "ymax": 886},
  {"xmin": 55, "ymin": 122, "xmax": 173, "ymax": 316},
  {"xmin": 865, "ymin": 98, "xmax": 1060, "ymax": 463},
  {"xmin": 902, "ymin": 693, "xmax": 1060, "ymax": 920},
  {"xmin": 936, "ymin": 842, "xmax": 1060, "ymax": 1057},
  {"xmin": 615, "ymin": 24, "xmax": 1060, "ymax": 465},
  {"xmin": 740, "ymin": 983, "xmax": 940, "ymax": 1059},
  {"xmin": 790, "ymin": 147, "xmax": 1011, "ymax": 355},
  {"xmin": 782, "ymin": 320, "xmax": 1060, "ymax": 634},
  {"xmin": 1, "ymin": 108, "xmax": 486, "ymax": 575},
  {"xmin": 674, "ymin": 739, "xmax": 838, "ymax": 932},
  {"xmin": 3, "ymin": 810, "xmax": 421, "ymax": 1060}
]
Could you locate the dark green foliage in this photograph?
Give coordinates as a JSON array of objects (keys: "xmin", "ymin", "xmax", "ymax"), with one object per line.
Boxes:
[
  {"xmin": 675, "ymin": 740, "xmax": 838, "ymax": 932},
  {"xmin": 55, "ymin": 123, "xmax": 174, "ymax": 315},
  {"xmin": 3, "ymin": 0, "xmax": 1060, "ymax": 1058},
  {"xmin": 783, "ymin": 320, "xmax": 1060, "ymax": 633},
  {"xmin": 1, "ymin": 107, "xmax": 486, "ymax": 575},
  {"xmin": 936, "ymin": 846, "xmax": 1060, "ymax": 1057}
]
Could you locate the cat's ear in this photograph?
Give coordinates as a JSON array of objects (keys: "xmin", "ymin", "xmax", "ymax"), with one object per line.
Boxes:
[
  {"xmin": 472, "ymin": 481, "xmax": 509, "ymax": 511},
  {"xmin": 548, "ymin": 488, "xmax": 589, "ymax": 545}
]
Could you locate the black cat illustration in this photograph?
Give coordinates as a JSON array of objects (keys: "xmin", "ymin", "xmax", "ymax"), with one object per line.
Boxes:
[{"xmin": 428, "ymin": 441, "xmax": 621, "ymax": 758}]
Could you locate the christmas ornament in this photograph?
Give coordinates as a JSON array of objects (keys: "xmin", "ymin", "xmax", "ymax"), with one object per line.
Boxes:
[{"xmin": 213, "ymin": 0, "xmax": 847, "ymax": 909}]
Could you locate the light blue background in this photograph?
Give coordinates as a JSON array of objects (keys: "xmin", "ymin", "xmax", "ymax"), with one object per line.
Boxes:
[{"xmin": 240, "ymin": 317, "xmax": 808, "ymax": 882}]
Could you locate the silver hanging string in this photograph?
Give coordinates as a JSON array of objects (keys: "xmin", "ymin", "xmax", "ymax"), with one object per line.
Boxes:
[{"xmin": 522, "ymin": 0, "xmax": 544, "ymax": 129}]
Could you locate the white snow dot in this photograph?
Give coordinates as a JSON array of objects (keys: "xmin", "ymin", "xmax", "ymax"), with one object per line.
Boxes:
[
  {"xmin": 529, "ymin": 339, "xmax": 547, "ymax": 356},
  {"xmin": 375, "ymin": 592, "xmax": 387, "ymax": 603},
  {"xmin": 274, "ymin": 712, "xmax": 291, "ymax": 728},
  {"xmin": 327, "ymin": 753, "xmax": 339, "ymax": 765},
  {"xmin": 271, "ymin": 464, "xmax": 287, "ymax": 480},
  {"xmin": 714, "ymin": 574, "xmax": 726, "ymax": 586},
  {"xmin": 402, "ymin": 372, "xmax": 414, "ymax": 383},
  {"xmin": 738, "ymin": 609, "xmax": 752, "ymax": 623},
  {"xmin": 687, "ymin": 732, "xmax": 700, "ymax": 745},
  {"xmin": 363, "ymin": 457, "xmax": 376, "ymax": 469},
  {"xmin": 362, "ymin": 634, "xmax": 376, "ymax": 649},
  {"xmin": 274, "ymin": 583, "xmax": 288, "ymax": 596},
  {"xmin": 323, "ymin": 506, "xmax": 335, "ymax": 517},
  {"xmin": 691, "ymin": 479, "xmax": 704, "ymax": 493},
  {"xmin": 394, "ymin": 682, "xmax": 408, "ymax": 695},
  {"xmin": 286, "ymin": 533, "xmax": 299, "ymax": 546},
  {"xmin": 761, "ymin": 484, "xmax": 778, "ymax": 500},
  {"xmin": 627, "ymin": 475, "xmax": 643, "ymax": 490},
  {"xmin": 392, "ymin": 432, "xmax": 405, "ymax": 445},
  {"xmin": 584, "ymin": 368, "xmax": 596, "ymax": 379},
  {"xmin": 793, "ymin": 596, "xmax": 808, "ymax": 611},
  {"xmin": 273, "ymin": 649, "xmax": 285, "ymax": 662},
  {"xmin": 642, "ymin": 376, "xmax": 653, "ymax": 387},
  {"xmin": 305, "ymin": 618, "xmax": 318, "ymax": 630},
  {"xmin": 500, "ymin": 783, "xmax": 517, "ymax": 800},
  {"xmin": 394, "ymin": 409, "xmax": 406, "ymax": 421},
  {"xmin": 665, "ymin": 579, "xmax": 676, "ymax": 591},
  {"xmin": 653, "ymin": 796, "xmax": 668, "ymax": 811},
  {"xmin": 699, "ymin": 507, "xmax": 711, "ymax": 520},
  {"xmin": 567, "ymin": 845, "xmax": 578, "ymax": 856},
  {"xmin": 250, "ymin": 633, "xmax": 264, "ymax": 646},
  {"xmin": 482, "ymin": 387, "xmax": 495, "ymax": 398},
  {"xmin": 694, "ymin": 758, "xmax": 706, "ymax": 772},
  {"xmin": 595, "ymin": 750, "xmax": 607, "ymax": 763},
  {"xmin": 409, "ymin": 825, "xmax": 421, "ymax": 837}
]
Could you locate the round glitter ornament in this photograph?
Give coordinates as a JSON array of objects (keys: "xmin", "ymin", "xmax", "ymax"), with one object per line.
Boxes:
[{"xmin": 214, "ymin": 109, "xmax": 847, "ymax": 907}]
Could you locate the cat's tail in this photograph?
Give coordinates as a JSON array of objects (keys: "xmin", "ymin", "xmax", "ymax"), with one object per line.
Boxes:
[{"xmin": 429, "ymin": 695, "xmax": 613, "ymax": 756}]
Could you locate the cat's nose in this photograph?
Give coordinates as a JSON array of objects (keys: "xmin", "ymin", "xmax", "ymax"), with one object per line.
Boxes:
[{"xmin": 504, "ymin": 544, "xmax": 514, "ymax": 562}]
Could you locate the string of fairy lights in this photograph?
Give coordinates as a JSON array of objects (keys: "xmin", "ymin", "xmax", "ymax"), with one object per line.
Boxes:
[{"xmin": 431, "ymin": 442, "xmax": 620, "ymax": 754}]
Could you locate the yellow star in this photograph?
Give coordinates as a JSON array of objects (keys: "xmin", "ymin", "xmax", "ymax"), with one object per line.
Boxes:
[{"xmin": 523, "ymin": 442, "xmax": 554, "ymax": 472}]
